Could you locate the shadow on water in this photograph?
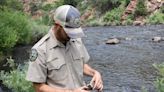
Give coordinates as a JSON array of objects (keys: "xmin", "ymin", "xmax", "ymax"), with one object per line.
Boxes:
[{"xmin": 0, "ymin": 25, "xmax": 164, "ymax": 92}]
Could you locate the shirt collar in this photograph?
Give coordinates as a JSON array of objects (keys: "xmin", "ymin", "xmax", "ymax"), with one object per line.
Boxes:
[{"xmin": 48, "ymin": 27, "xmax": 65, "ymax": 49}]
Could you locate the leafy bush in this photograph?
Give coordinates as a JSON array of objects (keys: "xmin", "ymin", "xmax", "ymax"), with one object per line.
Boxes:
[
  {"xmin": 29, "ymin": 21, "xmax": 49, "ymax": 44},
  {"xmin": 134, "ymin": 0, "xmax": 147, "ymax": 17},
  {"xmin": 88, "ymin": 0, "xmax": 123, "ymax": 13},
  {"xmin": 0, "ymin": 0, "xmax": 23, "ymax": 11},
  {"xmin": 62, "ymin": 0, "xmax": 83, "ymax": 7},
  {"xmin": 0, "ymin": 10, "xmax": 32, "ymax": 46},
  {"xmin": 123, "ymin": 14, "xmax": 134, "ymax": 25},
  {"xmin": 153, "ymin": 63, "xmax": 164, "ymax": 92},
  {"xmin": 0, "ymin": 24, "xmax": 18, "ymax": 52},
  {"xmin": 103, "ymin": 7, "xmax": 124, "ymax": 25},
  {"xmin": 146, "ymin": 11, "xmax": 164, "ymax": 24},
  {"xmin": 0, "ymin": 58, "xmax": 34, "ymax": 92},
  {"xmin": 161, "ymin": 6, "xmax": 164, "ymax": 13},
  {"xmin": 85, "ymin": 18, "xmax": 105, "ymax": 27},
  {"xmin": 41, "ymin": 3, "xmax": 58, "ymax": 11}
]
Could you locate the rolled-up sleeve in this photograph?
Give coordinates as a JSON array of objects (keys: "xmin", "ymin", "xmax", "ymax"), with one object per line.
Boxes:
[{"xmin": 26, "ymin": 49, "xmax": 47, "ymax": 83}]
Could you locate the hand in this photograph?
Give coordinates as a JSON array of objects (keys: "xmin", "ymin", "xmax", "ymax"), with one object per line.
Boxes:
[
  {"xmin": 90, "ymin": 71, "xmax": 103, "ymax": 91},
  {"xmin": 73, "ymin": 86, "xmax": 90, "ymax": 92}
]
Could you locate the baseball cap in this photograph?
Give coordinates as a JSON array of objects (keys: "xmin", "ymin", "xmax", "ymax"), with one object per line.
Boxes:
[{"xmin": 53, "ymin": 5, "xmax": 85, "ymax": 39}]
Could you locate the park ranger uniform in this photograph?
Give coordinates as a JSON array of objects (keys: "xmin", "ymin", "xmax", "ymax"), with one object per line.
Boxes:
[
  {"xmin": 26, "ymin": 28, "xmax": 90, "ymax": 89},
  {"xmin": 26, "ymin": 5, "xmax": 90, "ymax": 89}
]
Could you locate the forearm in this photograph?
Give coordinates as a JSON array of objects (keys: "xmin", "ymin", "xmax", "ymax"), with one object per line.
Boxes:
[
  {"xmin": 83, "ymin": 64, "xmax": 97, "ymax": 77},
  {"xmin": 33, "ymin": 83, "xmax": 72, "ymax": 92}
]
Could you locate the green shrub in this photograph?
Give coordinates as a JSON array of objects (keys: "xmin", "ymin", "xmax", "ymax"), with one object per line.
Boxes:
[
  {"xmin": 62, "ymin": 0, "xmax": 83, "ymax": 7},
  {"xmin": 153, "ymin": 63, "xmax": 164, "ymax": 92},
  {"xmin": 124, "ymin": 0, "xmax": 130, "ymax": 6},
  {"xmin": 41, "ymin": 3, "xmax": 58, "ymax": 11},
  {"xmin": 0, "ymin": 10, "xmax": 32, "ymax": 45},
  {"xmin": 103, "ymin": 7, "xmax": 124, "ymax": 25},
  {"xmin": 0, "ymin": 58, "xmax": 35, "ymax": 92},
  {"xmin": 161, "ymin": 6, "xmax": 164, "ymax": 13},
  {"xmin": 134, "ymin": 0, "xmax": 147, "ymax": 17},
  {"xmin": 88, "ymin": 0, "xmax": 123, "ymax": 13},
  {"xmin": 86, "ymin": 18, "xmax": 105, "ymax": 27},
  {"xmin": 146, "ymin": 11, "xmax": 164, "ymax": 24},
  {"xmin": 0, "ymin": 51, "xmax": 5, "ymax": 62},
  {"xmin": 29, "ymin": 21, "xmax": 49, "ymax": 44},
  {"xmin": 34, "ymin": 11, "xmax": 53, "ymax": 26},
  {"xmin": 0, "ymin": 0, "xmax": 23, "ymax": 11},
  {"xmin": 123, "ymin": 14, "xmax": 134, "ymax": 25},
  {"xmin": 0, "ymin": 24, "xmax": 18, "ymax": 52}
]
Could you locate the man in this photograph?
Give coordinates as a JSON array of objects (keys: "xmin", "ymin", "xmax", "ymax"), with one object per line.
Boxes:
[{"xmin": 26, "ymin": 5, "xmax": 103, "ymax": 92}]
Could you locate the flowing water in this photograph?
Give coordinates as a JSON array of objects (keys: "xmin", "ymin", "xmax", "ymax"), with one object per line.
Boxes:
[{"xmin": 0, "ymin": 25, "xmax": 164, "ymax": 92}]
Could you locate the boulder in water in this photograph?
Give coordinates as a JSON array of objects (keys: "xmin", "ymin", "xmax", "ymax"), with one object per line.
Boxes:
[
  {"xmin": 106, "ymin": 38, "xmax": 120, "ymax": 44},
  {"xmin": 152, "ymin": 36, "xmax": 163, "ymax": 42}
]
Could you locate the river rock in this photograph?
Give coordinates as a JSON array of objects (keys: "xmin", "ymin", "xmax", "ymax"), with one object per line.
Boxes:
[
  {"xmin": 133, "ymin": 20, "xmax": 145, "ymax": 26},
  {"xmin": 106, "ymin": 38, "xmax": 120, "ymax": 44},
  {"xmin": 152, "ymin": 36, "xmax": 163, "ymax": 42},
  {"xmin": 125, "ymin": 37, "xmax": 132, "ymax": 41}
]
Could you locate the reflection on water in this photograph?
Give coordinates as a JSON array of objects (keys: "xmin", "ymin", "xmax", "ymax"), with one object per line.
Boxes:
[{"xmin": 1, "ymin": 25, "xmax": 164, "ymax": 92}]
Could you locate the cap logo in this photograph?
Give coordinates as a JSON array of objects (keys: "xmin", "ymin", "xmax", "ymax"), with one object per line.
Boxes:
[
  {"xmin": 67, "ymin": 17, "xmax": 80, "ymax": 28},
  {"xmin": 73, "ymin": 18, "xmax": 80, "ymax": 25}
]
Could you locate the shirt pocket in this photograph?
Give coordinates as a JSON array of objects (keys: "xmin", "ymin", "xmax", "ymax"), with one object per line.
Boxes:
[
  {"xmin": 71, "ymin": 51, "xmax": 84, "ymax": 75},
  {"xmin": 47, "ymin": 58, "xmax": 68, "ymax": 81}
]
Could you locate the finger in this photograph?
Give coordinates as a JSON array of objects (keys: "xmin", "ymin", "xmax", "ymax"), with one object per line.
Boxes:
[
  {"xmin": 97, "ymin": 82, "xmax": 102, "ymax": 89},
  {"xmin": 96, "ymin": 81, "xmax": 103, "ymax": 90},
  {"xmin": 93, "ymin": 79, "xmax": 100, "ymax": 89},
  {"xmin": 90, "ymin": 77, "xmax": 95, "ymax": 89},
  {"xmin": 90, "ymin": 77, "xmax": 95, "ymax": 85},
  {"xmin": 81, "ymin": 86, "xmax": 88, "ymax": 90},
  {"xmin": 81, "ymin": 88, "xmax": 90, "ymax": 92},
  {"xmin": 99, "ymin": 84, "xmax": 103, "ymax": 91}
]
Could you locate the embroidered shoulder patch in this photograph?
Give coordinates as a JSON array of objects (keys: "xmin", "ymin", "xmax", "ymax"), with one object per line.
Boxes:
[{"xmin": 29, "ymin": 49, "xmax": 38, "ymax": 61}]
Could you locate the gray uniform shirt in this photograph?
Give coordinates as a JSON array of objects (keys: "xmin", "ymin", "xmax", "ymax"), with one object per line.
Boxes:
[{"xmin": 26, "ymin": 28, "xmax": 90, "ymax": 89}]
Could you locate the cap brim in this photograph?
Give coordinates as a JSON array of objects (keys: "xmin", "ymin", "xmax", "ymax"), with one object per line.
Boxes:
[{"xmin": 64, "ymin": 27, "xmax": 85, "ymax": 39}]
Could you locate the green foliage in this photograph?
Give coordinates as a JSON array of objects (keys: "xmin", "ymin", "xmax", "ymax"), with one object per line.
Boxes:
[
  {"xmin": 34, "ymin": 11, "xmax": 54, "ymax": 26},
  {"xmin": 0, "ymin": 0, "xmax": 23, "ymax": 11},
  {"xmin": 0, "ymin": 51, "xmax": 5, "ymax": 62},
  {"xmin": 62, "ymin": 0, "xmax": 83, "ymax": 7},
  {"xmin": 160, "ymin": 6, "xmax": 164, "ymax": 13},
  {"xmin": 0, "ymin": 58, "xmax": 35, "ymax": 92},
  {"xmin": 85, "ymin": 18, "xmax": 105, "ymax": 27},
  {"xmin": 146, "ymin": 11, "xmax": 164, "ymax": 24},
  {"xmin": 41, "ymin": 3, "xmax": 58, "ymax": 11},
  {"xmin": 134, "ymin": 0, "xmax": 147, "ymax": 17},
  {"xmin": 123, "ymin": 14, "xmax": 134, "ymax": 25},
  {"xmin": 88, "ymin": 0, "xmax": 124, "ymax": 13},
  {"xmin": 141, "ymin": 86, "xmax": 148, "ymax": 92},
  {"xmin": 153, "ymin": 63, "xmax": 164, "ymax": 92},
  {"xmin": 0, "ymin": 23, "xmax": 18, "ymax": 52},
  {"xmin": 103, "ymin": 7, "xmax": 124, "ymax": 25},
  {"xmin": 124, "ymin": 0, "xmax": 130, "ymax": 6},
  {"xmin": 0, "ymin": 10, "xmax": 32, "ymax": 46},
  {"xmin": 29, "ymin": 21, "xmax": 49, "ymax": 44}
]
